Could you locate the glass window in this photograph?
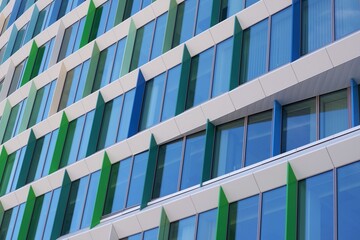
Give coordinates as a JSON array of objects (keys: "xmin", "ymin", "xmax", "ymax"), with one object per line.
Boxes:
[
  {"xmin": 123, "ymin": 0, "xmax": 152, "ymax": 20},
  {"xmin": 220, "ymin": 0, "xmax": 243, "ymax": 20},
  {"xmin": 92, "ymin": 37, "xmax": 127, "ymax": 92},
  {"xmin": 297, "ymin": 171, "xmax": 333, "ymax": 240},
  {"xmin": 186, "ymin": 47, "xmax": 214, "ymax": 109},
  {"xmin": 180, "ymin": 132, "xmax": 206, "ymax": 190},
  {"xmin": 261, "ymin": 186, "xmax": 286, "ymax": 240},
  {"xmin": 90, "ymin": 0, "xmax": 119, "ymax": 39},
  {"xmin": 1, "ymin": 15, "xmax": 10, "ymax": 35},
  {"xmin": 335, "ymin": 0, "xmax": 360, "ymax": 39},
  {"xmin": 337, "ymin": 161, "xmax": 360, "ymax": 240},
  {"xmin": 8, "ymin": 58, "xmax": 28, "ymax": 96},
  {"xmin": 36, "ymin": 38, "xmax": 55, "ymax": 76},
  {"xmin": 26, "ymin": 129, "xmax": 58, "ymax": 184},
  {"xmin": 212, "ymin": 38, "xmax": 233, "ymax": 97},
  {"xmin": 301, "ymin": 0, "xmax": 331, "ymax": 55},
  {"xmin": 240, "ymin": 19, "xmax": 268, "ymax": 83},
  {"xmin": 130, "ymin": 21, "xmax": 155, "ymax": 71},
  {"xmin": 196, "ymin": 209, "xmax": 218, "ymax": 240},
  {"xmin": 117, "ymin": 89, "xmax": 136, "ymax": 142},
  {"xmin": 0, "ymin": 203, "xmax": 25, "ymax": 240},
  {"xmin": 212, "ymin": 120, "xmax": 244, "ymax": 178},
  {"xmin": 228, "ymin": 195, "xmax": 259, "ymax": 240},
  {"xmin": 121, "ymin": 228, "xmax": 159, "ymax": 240},
  {"xmin": 269, "ymin": 6, "xmax": 292, "ymax": 70},
  {"xmin": 169, "ymin": 216, "xmax": 196, "ymax": 240},
  {"xmin": 173, "ymin": 0, "xmax": 197, "ymax": 47},
  {"xmin": 58, "ymin": 59, "xmax": 90, "ymax": 110},
  {"xmin": 58, "ymin": 0, "xmax": 86, "ymax": 20},
  {"xmin": 33, "ymin": 2, "xmax": 54, "ymax": 37},
  {"xmin": 150, "ymin": 13, "xmax": 167, "ymax": 60},
  {"xmin": 28, "ymin": 80, "xmax": 56, "ymax": 128},
  {"xmin": 153, "ymin": 140, "xmax": 183, "ymax": 199},
  {"xmin": 42, "ymin": 188, "xmax": 61, "ymax": 239},
  {"xmin": 245, "ymin": 0, "xmax": 259, "ymax": 7},
  {"xmin": 12, "ymin": 23, "xmax": 28, "ymax": 54},
  {"xmin": 0, "ymin": 78, "xmax": 3, "ymax": 96},
  {"xmin": 161, "ymin": 64, "xmax": 181, "ymax": 121},
  {"xmin": 282, "ymin": 98, "xmax": 316, "ymax": 152},
  {"xmin": 2, "ymin": 98, "xmax": 27, "ymax": 143},
  {"xmin": 0, "ymin": 44, "xmax": 7, "ymax": 64},
  {"xmin": 245, "ymin": 111, "xmax": 272, "ymax": 166},
  {"xmin": 320, "ymin": 90, "xmax": 348, "ymax": 139},
  {"xmin": 58, "ymin": 17, "xmax": 86, "ymax": 61},
  {"xmin": 59, "ymin": 111, "xmax": 94, "ymax": 168},
  {"xmin": 195, "ymin": 0, "xmax": 213, "ymax": 35}
]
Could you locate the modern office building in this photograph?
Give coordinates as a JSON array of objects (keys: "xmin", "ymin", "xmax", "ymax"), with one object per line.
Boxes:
[{"xmin": 0, "ymin": 0, "xmax": 359, "ymax": 239}]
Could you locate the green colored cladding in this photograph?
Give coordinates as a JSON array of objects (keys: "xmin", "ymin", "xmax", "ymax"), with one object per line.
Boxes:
[
  {"xmin": 0, "ymin": 202, "xmax": 4, "ymax": 226},
  {"xmin": 120, "ymin": 20, "xmax": 137, "ymax": 77},
  {"xmin": 286, "ymin": 163, "xmax": 298, "ymax": 240},
  {"xmin": 211, "ymin": 0, "xmax": 221, "ymax": 27},
  {"xmin": 201, "ymin": 120, "xmax": 215, "ymax": 184},
  {"xmin": 80, "ymin": 0, "xmax": 96, "ymax": 48},
  {"xmin": 175, "ymin": 45, "xmax": 191, "ymax": 115},
  {"xmin": 18, "ymin": 83, "xmax": 37, "ymax": 133},
  {"xmin": 18, "ymin": 187, "xmax": 36, "ymax": 240},
  {"xmin": 0, "ymin": 101, "xmax": 12, "ymax": 144},
  {"xmin": 0, "ymin": 147, "xmax": 9, "ymax": 185},
  {"xmin": 158, "ymin": 208, "xmax": 170, "ymax": 240},
  {"xmin": 90, "ymin": 152, "xmax": 111, "ymax": 228},
  {"xmin": 21, "ymin": 41, "xmax": 43, "ymax": 87},
  {"xmin": 83, "ymin": 43, "xmax": 100, "ymax": 98},
  {"xmin": 141, "ymin": 134, "xmax": 158, "ymax": 209},
  {"xmin": 114, "ymin": 0, "xmax": 127, "ymax": 26},
  {"xmin": 230, "ymin": 19, "xmax": 243, "ymax": 90},
  {"xmin": 49, "ymin": 112, "xmax": 69, "ymax": 174},
  {"xmin": 216, "ymin": 187, "xmax": 229, "ymax": 240},
  {"xmin": 50, "ymin": 171, "xmax": 71, "ymax": 240},
  {"xmin": 163, "ymin": 0, "xmax": 177, "ymax": 53},
  {"xmin": 16, "ymin": 130, "xmax": 37, "ymax": 189}
]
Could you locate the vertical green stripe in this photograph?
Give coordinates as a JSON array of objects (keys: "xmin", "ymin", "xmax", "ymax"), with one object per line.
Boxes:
[
  {"xmin": 211, "ymin": 0, "xmax": 221, "ymax": 27},
  {"xmin": 141, "ymin": 134, "xmax": 158, "ymax": 209},
  {"xmin": 114, "ymin": 0, "xmax": 127, "ymax": 25},
  {"xmin": 0, "ymin": 147, "xmax": 9, "ymax": 184},
  {"xmin": 82, "ymin": 43, "xmax": 100, "ymax": 98},
  {"xmin": 50, "ymin": 171, "xmax": 71, "ymax": 240},
  {"xmin": 162, "ymin": 0, "xmax": 177, "ymax": 53},
  {"xmin": 90, "ymin": 152, "xmax": 111, "ymax": 228},
  {"xmin": 0, "ymin": 202, "xmax": 4, "ymax": 226},
  {"xmin": 16, "ymin": 130, "xmax": 36, "ymax": 189},
  {"xmin": 175, "ymin": 45, "xmax": 191, "ymax": 115},
  {"xmin": 201, "ymin": 120, "xmax": 215, "ymax": 184},
  {"xmin": 21, "ymin": 41, "xmax": 39, "ymax": 86},
  {"xmin": 120, "ymin": 20, "xmax": 137, "ymax": 77},
  {"xmin": 3, "ymin": 26, "xmax": 18, "ymax": 62},
  {"xmin": 86, "ymin": 93, "xmax": 105, "ymax": 157},
  {"xmin": 158, "ymin": 208, "xmax": 170, "ymax": 240},
  {"xmin": 0, "ymin": 101, "xmax": 12, "ymax": 144},
  {"xmin": 80, "ymin": 0, "xmax": 96, "ymax": 48},
  {"xmin": 49, "ymin": 112, "xmax": 69, "ymax": 174},
  {"xmin": 18, "ymin": 83, "xmax": 37, "ymax": 133},
  {"xmin": 230, "ymin": 18, "xmax": 243, "ymax": 90},
  {"xmin": 24, "ymin": 6, "xmax": 39, "ymax": 43},
  {"xmin": 18, "ymin": 187, "xmax": 36, "ymax": 240},
  {"xmin": 286, "ymin": 163, "xmax": 298, "ymax": 240},
  {"xmin": 216, "ymin": 187, "xmax": 229, "ymax": 240}
]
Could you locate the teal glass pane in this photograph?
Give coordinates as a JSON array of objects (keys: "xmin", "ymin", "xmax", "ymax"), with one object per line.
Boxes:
[
  {"xmin": 172, "ymin": 0, "xmax": 197, "ymax": 47},
  {"xmin": 42, "ymin": 188, "xmax": 61, "ymax": 240},
  {"xmin": 260, "ymin": 186, "xmax": 286, "ymax": 240},
  {"xmin": 212, "ymin": 120, "xmax": 244, "ymax": 178},
  {"xmin": 140, "ymin": 73, "xmax": 166, "ymax": 130},
  {"xmin": 282, "ymin": 98, "xmax": 316, "ymax": 152},
  {"xmin": 212, "ymin": 37, "xmax": 233, "ymax": 97},
  {"xmin": 320, "ymin": 90, "xmax": 348, "ymax": 139},
  {"xmin": 240, "ymin": 19, "xmax": 268, "ymax": 83},
  {"xmin": 245, "ymin": 111, "xmax": 272, "ymax": 166},
  {"xmin": 12, "ymin": 24, "xmax": 28, "ymax": 54},
  {"xmin": 301, "ymin": 0, "xmax": 331, "ymax": 55},
  {"xmin": 186, "ymin": 47, "xmax": 214, "ymax": 109},
  {"xmin": 144, "ymin": 228, "xmax": 159, "ymax": 240},
  {"xmin": 335, "ymin": 0, "xmax": 360, "ymax": 39},
  {"xmin": 130, "ymin": 20, "xmax": 155, "ymax": 71},
  {"xmin": 103, "ymin": 158, "xmax": 131, "ymax": 215},
  {"xmin": 337, "ymin": 161, "xmax": 360, "ymax": 240},
  {"xmin": 58, "ymin": 0, "xmax": 85, "ymax": 19},
  {"xmin": 220, "ymin": 0, "xmax": 243, "ymax": 21},
  {"xmin": 127, "ymin": 151, "xmax": 149, "ymax": 207},
  {"xmin": 81, "ymin": 171, "xmax": 100, "ymax": 228},
  {"xmin": 0, "ymin": 208, "xmax": 17, "ymax": 239},
  {"xmin": 169, "ymin": 216, "xmax": 196, "ymax": 240},
  {"xmin": 270, "ymin": 6, "xmax": 292, "ymax": 70},
  {"xmin": 124, "ymin": 0, "xmax": 142, "ymax": 19},
  {"xmin": 196, "ymin": 209, "xmax": 217, "ymax": 240},
  {"xmin": 195, "ymin": 0, "xmax": 213, "ymax": 35},
  {"xmin": 110, "ymin": 37, "xmax": 127, "ymax": 82},
  {"xmin": 161, "ymin": 64, "xmax": 181, "ymax": 121},
  {"xmin": 8, "ymin": 58, "xmax": 27, "ymax": 96},
  {"xmin": 98, "ymin": 95, "xmax": 123, "ymax": 150},
  {"xmin": 117, "ymin": 89, "xmax": 135, "ymax": 141},
  {"xmin": 151, "ymin": 13, "xmax": 167, "ymax": 60},
  {"xmin": 93, "ymin": 44, "xmax": 117, "ymax": 92},
  {"xmin": 153, "ymin": 140, "xmax": 183, "ymax": 199},
  {"xmin": 228, "ymin": 195, "xmax": 259, "ymax": 240},
  {"xmin": 180, "ymin": 132, "xmax": 206, "ymax": 190},
  {"xmin": 11, "ymin": 98, "xmax": 27, "ymax": 138},
  {"xmin": 298, "ymin": 171, "xmax": 333, "ymax": 240}
]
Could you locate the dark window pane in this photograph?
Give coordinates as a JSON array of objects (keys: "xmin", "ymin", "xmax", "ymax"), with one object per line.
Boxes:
[
  {"xmin": 12, "ymin": 24, "xmax": 28, "ymax": 54},
  {"xmin": 42, "ymin": 188, "xmax": 61, "ymax": 239},
  {"xmin": 58, "ymin": 18, "xmax": 85, "ymax": 61},
  {"xmin": 298, "ymin": 171, "xmax": 333, "ymax": 240}
]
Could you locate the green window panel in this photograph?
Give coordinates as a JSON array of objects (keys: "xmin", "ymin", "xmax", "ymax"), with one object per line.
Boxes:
[
  {"xmin": 0, "ymin": 101, "xmax": 12, "ymax": 144},
  {"xmin": 0, "ymin": 147, "xmax": 9, "ymax": 190},
  {"xmin": 286, "ymin": 163, "xmax": 297, "ymax": 240},
  {"xmin": 80, "ymin": 0, "xmax": 96, "ymax": 48},
  {"xmin": 18, "ymin": 187, "xmax": 36, "ymax": 240},
  {"xmin": 175, "ymin": 45, "xmax": 191, "ymax": 115},
  {"xmin": 2, "ymin": 98, "xmax": 27, "ymax": 143},
  {"xmin": 216, "ymin": 187, "xmax": 228, "ymax": 240},
  {"xmin": 158, "ymin": 208, "xmax": 170, "ymax": 240},
  {"xmin": 120, "ymin": 20, "xmax": 137, "ymax": 77},
  {"xmin": 201, "ymin": 120, "xmax": 215, "ymax": 184},
  {"xmin": 230, "ymin": 19, "xmax": 242, "ymax": 90}
]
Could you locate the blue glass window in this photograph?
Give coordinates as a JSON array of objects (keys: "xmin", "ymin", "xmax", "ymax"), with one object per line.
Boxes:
[
  {"xmin": 12, "ymin": 24, "xmax": 28, "ymax": 54},
  {"xmin": 0, "ymin": 203, "xmax": 25, "ymax": 239},
  {"xmin": 161, "ymin": 65, "xmax": 181, "ymax": 121},
  {"xmin": 36, "ymin": 38, "xmax": 55, "ymax": 76},
  {"xmin": 195, "ymin": 0, "xmax": 213, "ymax": 35},
  {"xmin": 173, "ymin": 0, "xmax": 197, "ymax": 47},
  {"xmin": 33, "ymin": 2, "xmax": 54, "ymax": 37},
  {"xmin": 117, "ymin": 89, "xmax": 136, "ymax": 141},
  {"xmin": 8, "ymin": 58, "xmax": 28, "ymax": 96},
  {"xmin": 220, "ymin": 0, "xmax": 243, "ymax": 21},
  {"xmin": 196, "ymin": 209, "xmax": 218, "ymax": 240},
  {"xmin": 0, "ymin": 44, "xmax": 7, "ymax": 64},
  {"xmin": 42, "ymin": 188, "xmax": 61, "ymax": 239},
  {"xmin": 169, "ymin": 216, "xmax": 196, "ymax": 240},
  {"xmin": 57, "ymin": 0, "xmax": 85, "ymax": 20},
  {"xmin": 90, "ymin": 0, "xmax": 119, "ymax": 39},
  {"xmin": 335, "ymin": 0, "xmax": 360, "ymax": 39},
  {"xmin": 124, "ymin": 0, "xmax": 152, "ymax": 20},
  {"xmin": 298, "ymin": 171, "xmax": 333, "ymax": 240},
  {"xmin": 150, "ymin": 13, "xmax": 167, "ymax": 60},
  {"xmin": 121, "ymin": 228, "xmax": 159, "ymax": 240},
  {"xmin": 2, "ymin": 98, "xmax": 27, "ymax": 143}
]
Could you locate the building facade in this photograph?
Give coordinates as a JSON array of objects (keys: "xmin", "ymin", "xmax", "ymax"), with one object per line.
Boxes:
[{"xmin": 0, "ymin": 0, "xmax": 359, "ymax": 239}]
